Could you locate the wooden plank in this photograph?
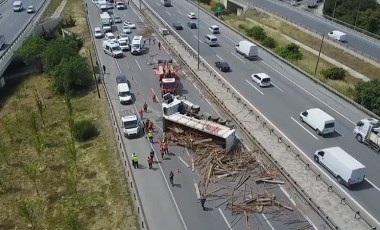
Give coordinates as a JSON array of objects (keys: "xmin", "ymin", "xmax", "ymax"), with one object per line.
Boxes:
[{"xmin": 261, "ymin": 179, "xmax": 285, "ymax": 184}]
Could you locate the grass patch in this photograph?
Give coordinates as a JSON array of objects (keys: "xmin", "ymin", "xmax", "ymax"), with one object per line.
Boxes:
[
  {"xmin": 42, "ymin": 0, "xmax": 64, "ymax": 19},
  {"xmin": 0, "ymin": 0, "xmax": 139, "ymax": 228}
]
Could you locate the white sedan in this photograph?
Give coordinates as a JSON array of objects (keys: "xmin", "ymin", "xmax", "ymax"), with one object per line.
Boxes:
[
  {"xmin": 123, "ymin": 21, "xmax": 136, "ymax": 29},
  {"xmin": 122, "ymin": 26, "xmax": 132, "ymax": 34},
  {"xmin": 187, "ymin": 12, "xmax": 197, "ymax": 19},
  {"xmin": 94, "ymin": 27, "xmax": 103, "ymax": 38}
]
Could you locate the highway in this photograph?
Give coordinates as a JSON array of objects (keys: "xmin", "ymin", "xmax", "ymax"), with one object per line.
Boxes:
[
  {"xmin": 85, "ymin": 0, "xmax": 320, "ymax": 229},
  {"xmin": 142, "ymin": 0, "xmax": 380, "ymax": 222},
  {"xmin": 250, "ymin": 0, "xmax": 380, "ymax": 60},
  {"xmin": 0, "ymin": 0, "xmax": 45, "ymax": 56}
]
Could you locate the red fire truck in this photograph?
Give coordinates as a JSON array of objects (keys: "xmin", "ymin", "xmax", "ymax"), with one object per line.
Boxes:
[{"xmin": 155, "ymin": 60, "xmax": 179, "ymax": 96}]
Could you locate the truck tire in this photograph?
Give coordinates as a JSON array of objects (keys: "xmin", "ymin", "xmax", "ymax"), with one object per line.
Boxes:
[
  {"xmin": 337, "ymin": 176, "xmax": 343, "ymax": 184},
  {"xmin": 313, "ymin": 155, "xmax": 319, "ymax": 163},
  {"xmin": 316, "ymin": 129, "xmax": 321, "ymax": 135},
  {"xmin": 300, "ymin": 116, "xmax": 303, "ymax": 122},
  {"xmin": 355, "ymin": 134, "xmax": 363, "ymax": 143}
]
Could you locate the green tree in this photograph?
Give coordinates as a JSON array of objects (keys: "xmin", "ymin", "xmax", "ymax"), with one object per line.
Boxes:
[
  {"xmin": 246, "ymin": 26, "xmax": 267, "ymax": 41},
  {"xmin": 321, "ymin": 67, "xmax": 346, "ymax": 80},
  {"xmin": 16, "ymin": 36, "xmax": 47, "ymax": 70},
  {"xmin": 53, "ymin": 55, "xmax": 92, "ymax": 94},
  {"xmin": 42, "ymin": 39, "xmax": 79, "ymax": 73},
  {"xmin": 262, "ymin": 36, "xmax": 276, "ymax": 48},
  {"xmin": 355, "ymin": 80, "xmax": 380, "ymax": 115},
  {"xmin": 276, "ymin": 43, "xmax": 303, "ymax": 61}
]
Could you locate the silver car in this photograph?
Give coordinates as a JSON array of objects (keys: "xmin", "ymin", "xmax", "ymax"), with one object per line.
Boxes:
[{"xmin": 27, "ymin": 5, "xmax": 35, "ymax": 13}]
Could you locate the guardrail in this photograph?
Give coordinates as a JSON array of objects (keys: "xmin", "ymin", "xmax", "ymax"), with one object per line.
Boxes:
[
  {"xmin": 135, "ymin": 0, "xmax": 380, "ymax": 229},
  {"xmin": 0, "ymin": 0, "xmax": 50, "ymax": 78},
  {"xmin": 82, "ymin": 2, "xmax": 149, "ymax": 229}
]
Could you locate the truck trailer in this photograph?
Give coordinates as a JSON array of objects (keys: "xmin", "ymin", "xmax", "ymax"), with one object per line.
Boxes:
[{"xmin": 354, "ymin": 118, "xmax": 380, "ymax": 151}]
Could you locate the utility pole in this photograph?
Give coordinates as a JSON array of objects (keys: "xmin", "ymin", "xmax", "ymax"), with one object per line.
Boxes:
[
  {"xmin": 197, "ymin": 0, "xmax": 200, "ymax": 70},
  {"xmin": 314, "ymin": 34, "xmax": 325, "ymax": 76},
  {"xmin": 89, "ymin": 50, "xmax": 101, "ymax": 98},
  {"xmin": 354, "ymin": 3, "xmax": 361, "ymax": 30},
  {"xmin": 332, "ymin": 0, "xmax": 338, "ymax": 20}
]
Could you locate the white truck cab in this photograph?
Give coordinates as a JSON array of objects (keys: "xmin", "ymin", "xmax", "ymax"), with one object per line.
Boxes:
[
  {"xmin": 354, "ymin": 118, "xmax": 380, "ymax": 151},
  {"xmin": 120, "ymin": 110, "xmax": 141, "ymax": 138}
]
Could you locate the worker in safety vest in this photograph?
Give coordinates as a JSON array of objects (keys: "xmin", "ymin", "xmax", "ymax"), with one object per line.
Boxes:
[
  {"xmin": 147, "ymin": 130, "xmax": 154, "ymax": 143},
  {"xmin": 132, "ymin": 154, "xmax": 139, "ymax": 169}
]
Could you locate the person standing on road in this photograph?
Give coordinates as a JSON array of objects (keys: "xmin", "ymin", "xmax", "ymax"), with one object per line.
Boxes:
[
  {"xmin": 147, "ymin": 157, "xmax": 153, "ymax": 169},
  {"xmin": 143, "ymin": 102, "xmax": 148, "ymax": 112},
  {"xmin": 169, "ymin": 171, "xmax": 174, "ymax": 186},
  {"xmin": 160, "ymin": 142, "xmax": 164, "ymax": 160},
  {"xmin": 200, "ymin": 195, "xmax": 207, "ymax": 211},
  {"xmin": 158, "ymin": 41, "xmax": 161, "ymax": 50},
  {"xmin": 139, "ymin": 108, "xmax": 144, "ymax": 119},
  {"xmin": 132, "ymin": 154, "xmax": 139, "ymax": 169},
  {"xmin": 102, "ymin": 65, "xmax": 106, "ymax": 74},
  {"xmin": 131, "ymin": 153, "xmax": 136, "ymax": 168},
  {"xmin": 145, "ymin": 119, "xmax": 150, "ymax": 133},
  {"xmin": 163, "ymin": 141, "xmax": 169, "ymax": 155},
  {"xmin": 147, "ymin": 130, "xmax": 154, "ymax": 143},
  {"xmin": 149, "ymin": 150, "xmax": 155, "ymax": 162}
]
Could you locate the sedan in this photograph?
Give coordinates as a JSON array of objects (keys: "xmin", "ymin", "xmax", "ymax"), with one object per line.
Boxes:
[
  {"xmin": 122, "ymin": 26, "xmax": 132, "ymax": 34},
  {"xmin": 215, "ymin": 61, "xmax": 230, "ymax": 72},
  {"xmin": 116, "ymin": 74, "xmax": 129, "ymax": 84},
  {"xmin": 187, "ymin": 21, "xmax": 197, "ymax": 29},
  {"xmin": 123, "ymin": 21, "xmax": 136, "ymax": 29},
  {"xmin": 118, "ymin": 33, "xmax": 130, "ymax": 41},
  {"xmin": 94, "ymin": 27, "xmax": 103, "ymax": 38},
  {"xmin": 187, "ymin": 12, "xmax": 197, "ymax": 19},
  {"xmin": 114, "ymin": 15, "xmax": 122, "ymax": 23},
  {"xmin": 27, "ymin": 5, "xmax": 35, "ymax": 13},
  {"xmin": 173, "ymin": 22, "xmax": 183, "ymax": 30}
]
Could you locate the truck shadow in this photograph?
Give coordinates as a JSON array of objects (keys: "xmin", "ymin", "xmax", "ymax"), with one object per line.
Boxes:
[
  {"xmin": 324, "ymin": 131, "xmax": 343, "ymax": 138},
  {"xmin": 349, "ymin": 179, "xmax": 373, "ymax": 191}
]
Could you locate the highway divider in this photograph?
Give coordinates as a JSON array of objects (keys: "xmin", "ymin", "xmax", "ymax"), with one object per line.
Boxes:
[
  {"xmin": 82, "ymin": 2, "xmax": 149, "ymax": 229},
  {"xmin": 134, "ymin": 0, "xmax": 380, "ymax": 229}
]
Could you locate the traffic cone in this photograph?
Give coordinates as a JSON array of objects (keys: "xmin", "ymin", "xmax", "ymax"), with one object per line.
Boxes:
[{"xmin": 177, "ymin": 168, "xmax": 182, "ymax": 174}]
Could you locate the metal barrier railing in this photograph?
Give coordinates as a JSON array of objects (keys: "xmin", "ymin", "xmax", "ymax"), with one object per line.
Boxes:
[{"xmin": 135, "ymin": 0, "xmax": 380, "ymax": 229}]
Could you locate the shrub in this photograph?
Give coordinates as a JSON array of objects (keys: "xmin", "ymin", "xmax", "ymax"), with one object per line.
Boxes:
[
  {"xmin": 355, "ymin": 80, "xmax": 380, "ymax": 115},
  {"xmin": 276, "ymin": 43, "xmax": 303, "ymax": 61},
  {"xmin": 199, "ymin": 0, "xmax": 211, "ymax": 5},
  {"xmin": 62, "ymin": 15, "xmax": 77, "ymax": 28},
  {"xmin": 238, "ymin": 24, "xmax": 246, "ymax": 30},
  {"xmin": 246, "ymin": 26, "xmax": 267, "ymax": 41},
  {"xmin": 321, "ymin": 67, "xmax": 346, "ymax": 80},
  {"xmin": 211, "ymin": 2, "xmax": 225, "ymax": 12},
  {"xmin": 262, "ymin": 36, "xmax": 276, "ymax": 48},
  {"xmin": 73, "ymin": 120, "xmax": 99, "ymax": 141}
]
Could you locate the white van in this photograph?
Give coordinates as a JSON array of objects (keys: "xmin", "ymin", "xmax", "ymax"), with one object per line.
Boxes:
[
  {"xmin": 300, "ymin": 108, "xmax": 335, "ymax": 135},
  {"xmin": 235, "ymin": 40, "xmax": 258, "ymax": 59},
  {"xmin": 102, "ymin": 40, "xmax": 123, "ymax": 58},
  {"xmin": 208, "ymin": 25, "xmax": 219, "ymax": 34},
  {"xmin": 131, "ymin": 36, "xmax": 144, "ymax": 55},
  {"xmin": 251, "ymin": 73, "xmax": 271, "ymax": 87},
  {"xmin": 314, "ymin": 147, "xmax": 366, "ymax": 187},
  {"xmin": 204, "ymin": 34, "xmax": 218, "ymax": 47},
  {"xmin": 117, "ymin": 39, "xmax": 130, "ymax": 51},
  {"xmin": 13, "ymin": 1, "xmax": 23, "ymax": 11},
  {"xmin": 118, "ymin": 83, "xmax": 132, "ymax": 104},
  {"xmin": 327, "ymin": 30, "xmax": 347, "ymax": 42}
]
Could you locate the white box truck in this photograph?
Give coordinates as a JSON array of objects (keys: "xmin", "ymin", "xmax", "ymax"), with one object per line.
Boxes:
[
  {"xmin": 300, "ymin": 108, "xmax": 335, "ymax": 136},
  {"xmin": 161, "ymin": 0, "xmax": 171, "ymax": 6},
  {"xmin": 327, "ymin": 30, "xmax": 347, "ymax": 42},
  {"xmin": 100, "ymin": 12, "xmax": 112, "ymax": 32},
  {"xmin": 314, "ymin": 147, "xmax": 366, "ymax": 187},
  {"xmin": 353, "ymin": 118, "xmax": 380, "ymax": 151},
  {"xmin": 235, "ymin": 40, "xmax": 258, "ymax": 59}
]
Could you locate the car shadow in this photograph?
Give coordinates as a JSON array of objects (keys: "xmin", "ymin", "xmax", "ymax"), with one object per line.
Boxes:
[
  {"xmin": 324, "ymin": 131, "xmax": 343, "ymax": 138},
  {"xmin": 348, "ymin": 179, "xmax": 373, "ymax": 191}
]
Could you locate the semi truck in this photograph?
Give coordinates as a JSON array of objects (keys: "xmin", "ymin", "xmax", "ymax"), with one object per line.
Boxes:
[
  {"xmin": 161, "ymin": 0, "xmax": 171, "ymax": 7},
  {"xmin": 155, "ymin": 60, "xmax": 179, "ymax": 96},
  {"xmin": 100, "ymin": 12, "xmax": 112, "ymax": 32},
  {"xmin": 353, "ymin": 118, "xmax": 380, "ymax": 151},
  {"xmin": 162, "ymin": 94, "xmax": 236, "ymax": 152}
]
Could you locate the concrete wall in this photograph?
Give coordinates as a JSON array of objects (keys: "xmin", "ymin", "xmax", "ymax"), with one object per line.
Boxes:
[{"xmin": 33, "ymin": 17, "xmax": 63, "ymax": 35}]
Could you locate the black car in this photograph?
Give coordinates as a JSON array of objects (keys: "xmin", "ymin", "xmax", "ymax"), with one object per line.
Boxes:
[
  {"xmin": 187, "ymin": 21, "xmax": 197, "ymax": 29},
  {"xmin": 215, "ymin": 61, "xmax": 230, "ymax": 72},
  {"xmin": 173, "ymin": 22, "xmax": 183, "ymax": 30},
  {"xmin": 116, "ymin": 74, "xmax": 129, "ymax": 84}
]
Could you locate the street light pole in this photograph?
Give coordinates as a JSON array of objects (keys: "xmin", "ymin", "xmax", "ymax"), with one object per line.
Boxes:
[
  {"xmin": 354, "ymin": 3, "xmax": 361, "ymax": 30},
  {"xmin": 314, "ymin": 34, "xmax": 325, "ymax": 76},
  {"xmin": 197, "ymin": 0, "xmax": 200, "ymax": 69},
  {"xmin": 332, "ymin": 0, "xmax": 338, "ymax": 19}
]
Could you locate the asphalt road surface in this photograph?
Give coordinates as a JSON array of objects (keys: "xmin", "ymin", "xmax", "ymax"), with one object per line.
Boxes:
[
  {"xmin": 85, "ymin": 0, "xmax": 320, "ymax": 229},
  {"xmin": 0, "ymin": 0, "xmax": 45, "ymax": 56},
  {"xmin": 142, "ymin": 0, "xmax": 380, "ymax": 223},
  {"xmin": 250, "ymin": 0, "xmax": 380, "ymax": 60}
]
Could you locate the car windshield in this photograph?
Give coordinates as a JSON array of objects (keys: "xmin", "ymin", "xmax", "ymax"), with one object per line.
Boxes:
[
  {"xmin": 120, "ymin": 91, "xmax": 130, "ymax": 97},
  {"xmin": 163, "ymin": 82, "xmax": 177, "ymax": 89},
  {"xmin": 119, "ymin": 41, "xmax": 127, "ymax": 46},
  {"xmin": 120, "ymin": 35, "xmax": 128, "ymax": 39},
  {"xmin": 109, "ymin": 35, "xmax": 115, "ymax": 39},
  {"xmin": 262, "ymin": 78, "xmax": 270, "ymax": 83},
  {"xmin": 325, "ymin": 123, "xmax": 335, "ymax": 128},
  {"xmin": 115, "ymin": 17, "xmax": 120, "ymax": 20},
  {"xmin": 132, "ymin": 44, "xmax": 140, "ymax": 49},
  {"xmin": 123, "ymin": 120, "xmax": 137, "ymax": 129}
]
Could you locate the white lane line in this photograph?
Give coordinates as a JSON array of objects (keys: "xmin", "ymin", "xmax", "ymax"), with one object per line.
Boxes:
[
  {"xmin": 365, "ymin": 178, "xmax": 380, "ymax": 192},
  {"xmin": 262, "ymin": 214, "xmax": 275, "ymax": 230},
  {"xmin": 335, "ymin": 129, "xmax": 344, "ymax": 137},
  {"xmin": 231, "ymin": 52, "xmax": 246, "ymax": 63},
  {"xmin": 135, "ymin": 59, "xmax": 142, "ymax": 70},
  {"xmin": 245, "ymin": 79, "xmax": 264, "ymax": 95},
  {"xmin": 165, "ymin": 10, "xmax": 171, "ymax": 16},
  {"xmin": 271, "ymin": 82, "xmax": 284, "ymax": 92},
  {"xmin": 262, "ymin": 61, "xmax": 355, "ymax": 125},
  {"xmin": 201, "ymin": 19, "xmax": 211, "ymax": 26},
  {"xmin": 151, "ymin": 88, "xmax": 160, "ymax": 103},
  {"xmin": 129, "ymin": 4, "xmax": 143, "ymax": 22},
  {"xmin": 178, "ymin": 156, "xmax": 190, "ymax": 168},
  {"xmin": 279, "ymin": 186, "xmax": 296, "ymax": 206},
  {"xmin": 177, "ymin": 10, "xmax": 183, "ymax": 15},
  {"xmin": 194, "ymin": 183, "xmax": 201, "ymax": 199},
  {"xmin": 193, "ymin": 35, "xmax": 203, "ymax": 43},
  {"xmin": 155, "ymin": 2, "xmax": 159, "ymax": 5},
  {"xmin": 222, "ymin": 33, "xmax": 237, "ymax": 43},
  {"xmin": 216, "ymin": 54, "xmax": 223, "ymax": 61},
  {"xmin": 291, "ymin": 117, "xmax": 319, "ymax": 140},
  {"xmin": 181, "ymin": 70, "xmax": 189, "ymax": 77},
  {"xmin": 218, "ymin": 208, "xmax": 233, "ymax": 229},
  {"xmin": 185, "ymin": 148, "xmax": 191, "ymax": 157}
]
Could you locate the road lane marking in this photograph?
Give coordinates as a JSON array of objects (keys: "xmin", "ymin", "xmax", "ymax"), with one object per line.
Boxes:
[
  {"xmin": 245, "ymin": 79, "xmax": 264, "ymax": 95},
  {"xmin": 262, "ymin": 214, "xmax": 275, "ymax": 230},
  {"xmin": 193, "ymin": 35, "xmax": 203, "ymax": 43},
  {"xmin": 185, "ymin": 148, "xmax": 191, "ymax": 157},
  {"xmin": 178, "ymin": 156, "xmax": 190, "ymax": 168},
  {"xmin": 216, "ymin": 54, "xmax": 223, "ymax": 61},
  {"xmin": 262, "ymin": 61, "xmax": 355, "ymax": 125},
  {"xmin": 271, "ymin": 82, "xmax": 284, "ymax": 92},
  {"xmin": 291, "ymin": 116, "xmax": 319, "ymax": 140},
  {"xmin": 134, "ymin": 59, "xmax": 142, "ymax": 70},
  {"xmin": 194, "ymin": 183, "xmax": 201, "ymax": 199},
  {"xmin": 177, "ymin": 10, "xmax": 183, "ymax": 15},
  {"xmin": 201, "ymin": 19, "xmax": 211, "ymax": 26},
  {"xmin": 218, "ymin": 208, "xmax": 233, "ymax": 229},
  {"xmin": 222, "ymin": 33, "xmax": 237, "ymax": 43},
  {"xmin": 335, "ymin": 129, "xmax": 344, "ymax": 137},
  {"xmin": 128, "ymin": 3, "xmax": 143, "ymax": 22},
  {"xmin": 279, "ymin": 186, "xmax": 296, "ymax": 206},
  {"xmin": 231, "ymin": 52, "xmax": 246, "ymax": 63},
  {"xmin": 151, "ymin": 88, "xmax": 160, "ymax": 103},
  {"xmin": 165, "ymin": 10, "xmax": 171, "ymax": 16},
  {"xmin": 365, "ymin": 178, "xmax": 380, "ymax": 192},
  {"xmin": 155, "ymin": 2, "xmax": 159, "ymax": 5}
]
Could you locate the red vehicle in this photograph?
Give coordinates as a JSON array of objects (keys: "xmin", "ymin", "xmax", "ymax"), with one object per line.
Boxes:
[{"xmin": 155, "ymin": 60, "xmax": 179, "ymax": 96}]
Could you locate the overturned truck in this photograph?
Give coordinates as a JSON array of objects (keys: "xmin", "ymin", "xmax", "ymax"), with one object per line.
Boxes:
[{"xmin": 162, "ymin": 94, "xmax": 236, "ymax": 152}]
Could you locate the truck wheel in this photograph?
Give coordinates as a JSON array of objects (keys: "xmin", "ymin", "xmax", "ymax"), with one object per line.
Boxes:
[
  {"xmin": 355, "ymin": 134, "xmax": 363, "ymax": 143},
  {"xmin": 300, "ymin": 116, "xmax": 303, "ymax": 122},
  {"xmin": 313, "ymin": 155, "xmax": 319, "ymax": 163},
  {"xmin": 337, "ymin": 176, "xmax": 343, "ymax": 184},
  {"xmin": 316, "ymin": 129, "xmax": 321, "ymax": 135}
]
